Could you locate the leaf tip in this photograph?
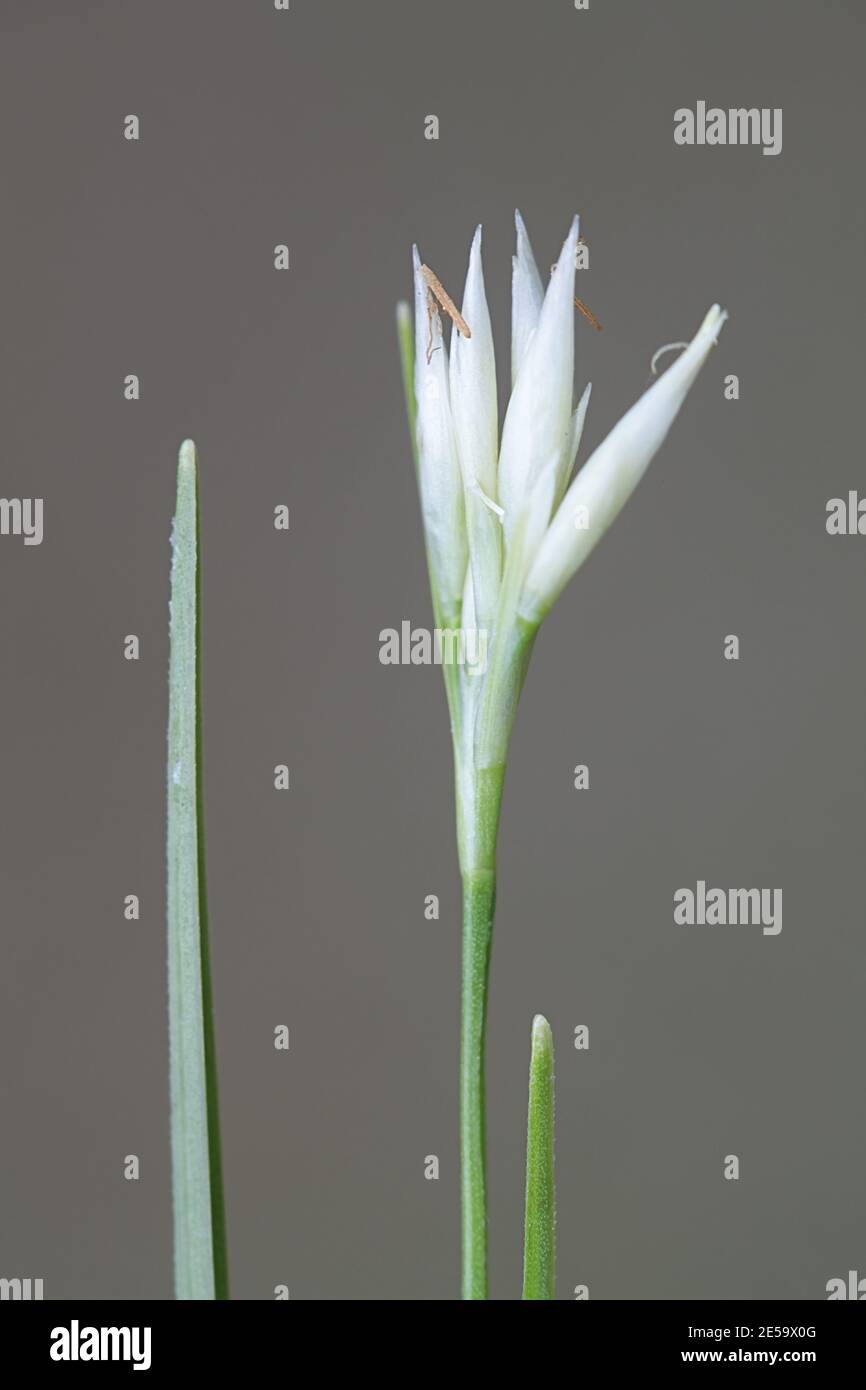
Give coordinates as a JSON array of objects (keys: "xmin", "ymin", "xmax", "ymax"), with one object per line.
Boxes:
[
  {"xmin": 178, "ymin": 438, "xmax": 197, "ymax": 474},
  {"xmin": 531, "ymin": 1013, "xmax": 553, "ymax": 1053}
]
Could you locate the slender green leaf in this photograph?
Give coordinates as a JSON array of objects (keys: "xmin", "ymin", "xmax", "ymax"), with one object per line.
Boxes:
[
  {"xmin": 522, "ymin": 1014, "xmax": 555, "ymax": 1299},
  {"xmin": 167, "ymin": 440, "xmax": 228, "ymax": 1300}
]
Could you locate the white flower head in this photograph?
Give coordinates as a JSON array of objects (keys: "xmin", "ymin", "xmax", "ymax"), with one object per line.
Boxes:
[{"xmin": 409, "ymin": 213, "xmax": 726, "ymax": 633}]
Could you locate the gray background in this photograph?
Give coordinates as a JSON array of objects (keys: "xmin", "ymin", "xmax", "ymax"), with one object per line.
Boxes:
[{"xmin": 1, "ymin": 0, "xmax": 863, "ymax": 1301}]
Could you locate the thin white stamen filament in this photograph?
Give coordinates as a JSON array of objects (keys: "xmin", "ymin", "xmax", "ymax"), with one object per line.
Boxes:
[{"xmin": 650, "ymin": 341, "xmax": 689, "ymax": 375}]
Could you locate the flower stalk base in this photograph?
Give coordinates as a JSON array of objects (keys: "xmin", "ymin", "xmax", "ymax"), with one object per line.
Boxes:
[{"xmin": 457, "ymin": 764, "xmax": 504, "ymax": 1300}]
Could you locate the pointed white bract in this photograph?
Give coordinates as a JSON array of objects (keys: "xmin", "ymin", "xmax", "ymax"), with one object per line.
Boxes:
[
  {"xmin": 498, "ymin": 218, "xmax": 579, "ymax": 551},
  {"xmin": 450, "ymin": 227, "xmax": 501, "ymax": 627},
  {"xmin": 409, "ymin": 214, "xmax": 725, "ymax": 633},
  {"xmin": 412, "ymin": 245, "xmax": 467, "ymax": 622},
  {"xmin": 521, "ymin": 304, "xmax": 728, "ymax": 621},
  {"xmin": 511, "ymin": 209, "xmax": 545, "ymax": 388},
  {"xmin": 450, "ymin": 227, "xmax": 498, "ymax": 498}
]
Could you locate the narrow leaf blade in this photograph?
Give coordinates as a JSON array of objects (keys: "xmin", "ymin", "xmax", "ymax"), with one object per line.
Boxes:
[
  {"xmin": 522, "ymin": 1014, "xmax": 555, "ymax": 1299},
  {"xmin": 167, "ymin": 440, "xmax": 227, "ymax": 1299}
]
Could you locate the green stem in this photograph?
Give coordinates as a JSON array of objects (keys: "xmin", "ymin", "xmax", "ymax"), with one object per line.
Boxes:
[
  {"xmin": 455, "ymin": 622, "xmax": 537, "ymax": 1299},
  {"xmin": 460, "ymin": 870, "xmax": 494, "ymax": 1299},
  {"xmin": 458, "ymin": 765, "xmax": 504, "ymax": 1299},
  {"xmin": 522, "ymin": 1015, "xmax": 555, "ymax": 1299}
]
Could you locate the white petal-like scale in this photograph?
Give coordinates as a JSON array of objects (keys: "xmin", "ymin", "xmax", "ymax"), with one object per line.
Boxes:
[
  {"xmin": 450, "ymin": 226, "xmax": 498, "ymax": 496},
  {"xmin": 413, "ymin": 245, "xmax": 468, "ymax": 621},
  {"xmin": 498, "ymin": 217, "xmax": 580, "ymax": 550},
  {"xmin": 511, "ymin": 209, "xmax": 545, "ymax": 388},
  {"xmin": 521, "ymin": 305, "xmax": 728, "ymax": 621},
  {"xmin": 450, "ymin": 227, "xmax": 502, "ymax": 627}
]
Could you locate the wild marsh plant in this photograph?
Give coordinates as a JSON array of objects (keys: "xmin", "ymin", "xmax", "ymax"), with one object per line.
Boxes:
[{"xmin": 398, "ymin": 211, "xmax": 725, "ymax": 1297}]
